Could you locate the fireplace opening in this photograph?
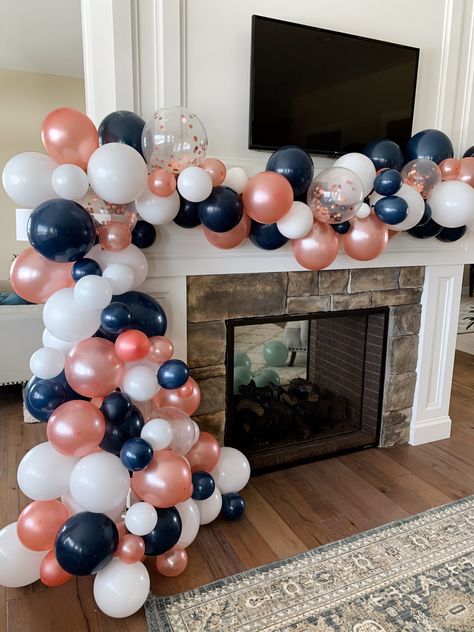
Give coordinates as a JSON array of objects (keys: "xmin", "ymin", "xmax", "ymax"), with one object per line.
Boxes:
[{"xmin": 225, "ymin": 307, "xmax": 389, "ymax": 472}]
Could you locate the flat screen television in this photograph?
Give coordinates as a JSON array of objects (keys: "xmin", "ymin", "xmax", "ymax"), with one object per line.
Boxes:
[{"xmin": 249, "ymin": 15, "xmax": 420, "ymax": 157}]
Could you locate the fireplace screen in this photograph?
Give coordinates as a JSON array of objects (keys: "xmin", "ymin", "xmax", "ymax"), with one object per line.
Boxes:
[{"xmin": 225, "ymin": 308, "xmax": 389, "ymax": 471}]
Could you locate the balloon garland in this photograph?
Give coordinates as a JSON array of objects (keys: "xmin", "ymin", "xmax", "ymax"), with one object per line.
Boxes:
[{"xmin": 0, "ymin": 105, "xmax": 472, "ymax": 618}]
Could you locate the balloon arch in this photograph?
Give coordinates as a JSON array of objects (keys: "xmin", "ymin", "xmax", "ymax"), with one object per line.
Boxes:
[{"xmin": 0, "ymin": 106, "xmax": 473, "ymax": 618}]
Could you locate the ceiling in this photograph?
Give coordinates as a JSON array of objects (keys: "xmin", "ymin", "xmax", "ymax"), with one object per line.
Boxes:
[{"xmin": 0, "ymin": 0, "xmax": 84, "ymax": 78}]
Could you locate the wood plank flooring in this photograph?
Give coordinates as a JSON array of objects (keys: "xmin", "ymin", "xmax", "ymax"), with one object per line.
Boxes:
[{"xmin": 1, "ymin": 350, "xmax": 473, "ymax": 631}]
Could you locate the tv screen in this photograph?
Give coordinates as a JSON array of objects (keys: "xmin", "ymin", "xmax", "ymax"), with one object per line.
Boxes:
[{"xmin": 249, "ymin": 16, "xmax": 419, "ymax": 157}]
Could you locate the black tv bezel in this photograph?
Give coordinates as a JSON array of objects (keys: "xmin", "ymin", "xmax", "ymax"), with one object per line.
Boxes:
[{"xmin": 248, "ymin": 14, "xmax": 420, "ymax": 158}]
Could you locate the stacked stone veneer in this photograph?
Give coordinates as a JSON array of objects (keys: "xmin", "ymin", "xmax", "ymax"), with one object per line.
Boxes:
[{"xmin": 187, "ymin": 266, "xmax": 424, "ymax": 448}]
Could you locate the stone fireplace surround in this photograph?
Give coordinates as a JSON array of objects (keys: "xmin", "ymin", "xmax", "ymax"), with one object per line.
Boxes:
[{"xmin": 187, "ymin": 267, "xmax": 424, "ymax": 452}]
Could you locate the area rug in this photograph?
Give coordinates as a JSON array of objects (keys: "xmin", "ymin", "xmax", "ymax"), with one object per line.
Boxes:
[
  {"xmin": 458, "ymin": 296, "xmax": 474, "ymax": 334},
  {"xmin": 145, "ymin": 495, "xmax": 474, "ymax": 631}
]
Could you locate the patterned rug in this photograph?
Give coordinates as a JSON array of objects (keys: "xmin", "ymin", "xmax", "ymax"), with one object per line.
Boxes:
[{"xmin": 145, "ymin": 496, "xmax": 474, "ymax": 631}]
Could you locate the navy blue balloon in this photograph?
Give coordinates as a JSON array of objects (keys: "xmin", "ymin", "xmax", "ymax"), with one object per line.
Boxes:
[
  {"xmin": 100, "ymin": 302, "xmax": 134, "ymax": 335},
  {"xmin": 363, "ymin": 139, "xmax": 403, "ymax": 171},
  {"xmin": 221, "ymin": 492, "xmax": 245, "ymax": 520},
  {"xmin": 266, "ymin": 146, "xmax": 314, "ymax": 196},
  {"xmin": 373, "ymin": 169, "xmax": 402, "ymax": 196},
  {"xmin": 98, "ymin": 110, "xmax": 145, "ymax": 157},
  {"xmin": 191, "ymin": 472, "xmax": 215, "ymax": 501},
  {"xmin": 23, "ymin": 381, "xmax": 50, "ymax": 422},
  {"xmin": 71, "ymin": 258, "xmax": 102, "ymax": 281},
  {"xmin": 120, "ymin": 438, "xmax": 153, "ymax": 471},
  {"xmin": 374, "ymin": 196, "xmax": 408, "ymax": 225},
  {"xmin": 142, "ymin": 508, "xmax": 182, "ymax": 556},
  {"xmin": 408, "ymin": 218, "xmax": 443, "ymax": 239},
  {"xmin": 197, "ymin": 186, "xmax": 243, "ymax": 233},
  {"xmin": 463, "ymin": 145, "xmax": 474, "ymax": 158},
  {"xmin": 158, "ymin": 359, "xmax": 189, "ymax": 390},
  {"xmin": 331, "ymin": 221, "xmax": 351, "ymax": 235},
  {"xmin": 26, "ymin": 379, "xmax": 66, "ymax": 414},
  {"xmin": 101, "ymin": 391, "xmax": 133, "ymax": 425},
  {"xmin": 100, "ymin": 405, "xmax": 144, "ymax": 455},
  {"xmin": 131, "ymin": 220, "xmax": 157, "ymax": 249},
  {"xmin": 54, "ymin": 370, "xmax": 89, "ymax": 402},
  {"xmin": 417, "ymin": 202, "xmax": 432, "ymax": 227},
  {"xmin": 404, "ymin": 129, "xmax": 454, "ymax": 164},
  {"xmin": 28, "ymin": 199, "xmax": 96, "ymax": 262},
  {"xmin": 116, "ymin": 291, "xmax": 167, "ymax": 337},
  {"xmin": 55, "ymin": 512, "xmax": 118, "ymax": 576},
  {"xmin": 249, "ymin": 221, "xmax": 288, "ymax": 250},
  {"xmin": 174, "ymin": 195, "xmax": 201, "ymax": 228},
  {"xmin": 436, "ymin": 225, "xmax": 467, "ymax": 242}
]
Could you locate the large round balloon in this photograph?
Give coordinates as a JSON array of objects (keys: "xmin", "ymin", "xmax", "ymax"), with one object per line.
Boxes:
[
  {"xmin": 98, "ymin": 110, "xmax": 145, "ymax": 157},
  {"xmin": 142, "ymin": 107, "xmax": 208, "ymax": 173},
  {"xmin": 88, "ymin": 143, "xmax": 148, "ymax": 204},
  {"xmin": 52, "ymin": 164, "xmax": 89, "ymax": 201},
  {"xmin": 100, "ymin": 302, "xmax": 134, "ymax": 337},
  {"xmin": 291, "ymin": 221, "xmax": 339, "ymax": 270},
  {"xmin": 436, "ymin": 225, "xmax": 467, "ymax": 242},
  {"xmin": 10, "ymin": 248, "xmax": 74, "ymax": 304},
  {"xmin": 334, "ymin": 152, "xmax": 376, "ymax": 197},
  {"xmin": 142, "ymin": 507, "xmax": 182, "ymax": 556},
  {"xmin": 211, "ymin": 447, "xmax": 251, "ymax": 494},
  {"xmin": 341, "ymin": 214, "xmax": 388, "ymax": 261},
  {"xmin": 0, "ymin": 522, "xmax": 46, "ymax": 587},
  {"xmin": 47, "ymin": 400, "xmax": 106, "ymax": 457},
  {"xmin": 17, "ymin": 500, "xmax": 69, "ymax": 551},
  {"xmin": 263, "ymin": 340, "xmax": 289, "ymax": 366},
  {"xmin": 407, "ymin": 218, "xmax": 443, "ymax": 239},
  {"xmin": 101, "ymin": 391, "xmax": 133, "ymax": 425},
  {"xmin": 176, "ymin": 499, "xmax": 200, "ymax": 548},
  {"xmin": 17, "ymin": 441, "xmax": 78, "ymax": 501},
  {"xmin": 249, "ymin": 221, "xmax": 288, "ymax": 250},
  {"xmin": 243, "ymin": 172, "xmax": 293, "ymax": 223},
  {"xmin": 65, "ymin": 337, "xmax": 125, "ymax": 398},
  {"xmin": 55, "ymin": 511, "xmax": 118, "ymax": 575},
  {"xmin": 125, "ymin": 502, "xmax": 158, "ymax": 536},
  {"xmin": 116, "ymin": 291, "xmax": 167, "ymax": 337},
  {"xmin": 2, "ymin": 152, "xmax": 58, "ymax": 207},
  {"xmin": 131, "ymin": 450, "xmax": 191, "ymax": 508},
  {"xmin": 177, "ymin": 166, "xmax": 213, "ymax": 203},
  {"xmin": 307, "ymin": 167, "xmax": 364, "ymax": 223},
  {"xmin": 197, "ymin": 186, "xmax": 243, "ymax": 232},
  {"xmin": 135, "ymin": 189, "xmax": 180, "ymax": 225},
  {"xmin": 87, "ymin": 243, "xmax": 148, "ymax": 288},
  {"xmin": 131, "ymin": 220, "xmax": 157, "ymax": 249},
  {"xmin": 93, "ymin": 558, "xmax": 150, "ymax": 618},
  {"xmin": 174, "ymin": 195, "xmax": 201, "ymax": 228},
  {"xmin": 427, "ymin": 180, "xmax": 474, "ymax": 227},
  {"xmin": 120, "ymin": 438, "xmax": 154, "ymax": 471},
  {"xmin": 404, "ymin": 129, "xmax": 454, "ymax": 164},
  {"xmin": 41, "ymin": 107, "xmax": 99, "ymax": 170},
  {"xmin": 24, "ymin": 378, "xmax": 66, "ymax": 417},
  {"xmin": 221, "ymin": 492, "xmax": 245, "ymax": 520},
  {"xmin": 28, "ymin": 199, "xmax": 96, "ymax": 262},
  {"xmin": 266, "ymin": 146, "xmax": 314, "ymax": 196},
  {"xmin": 158, "ymin": 359, "xmax": 190, "ymax": 389},
  {"xmin": 363, "ymin": 139, "xmax": 403, "ymax": 171}
]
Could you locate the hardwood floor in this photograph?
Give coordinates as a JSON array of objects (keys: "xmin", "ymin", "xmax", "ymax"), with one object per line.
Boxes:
[{"xmin": 1, "ymin": 350, "xmax": 474, "ymax": 631}]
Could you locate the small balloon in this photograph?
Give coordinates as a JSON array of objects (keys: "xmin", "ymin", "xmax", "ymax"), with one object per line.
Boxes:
[
  {"xmin": 120, "ymin": 438, "xmax": 154, "ymax": 471},
  {"xmin": 174, "ymin": 195, "xmax": 201, "ymax": 228},
  {"xmin": 266, "ymin": 146, "xmax": 314, "ymax": 196},
  {"xmin": 153, "ymin": 377, "xmax": 201, "ymax": 415},
  {"xmin": 40, "ymin": 549, "xmax": 72, "ymax": 587},
  {"xmin": 117, "ymin": 534, "xmax": 145, "ymax": 564},
  {"xmin": 373, "ymin": 169, "xmax": 402, "ymax": 196},
  {"xmin": 101, "ymin": 391, "xmax": 133, "ymax": 425},
  {"xmin": 158, "ymin": 359, "xmax": 190, "ymax": 389},
  {"xmin": 98, "ymin": 222, "xmax": 132, "ymax": 252},
  {"xmin": 374, "ymin": 196, "xmax": 409, "ymax": 225},
  {"xmin": 131, "ymin": 220, "xmax": 157, "ymax": 249},
  {"xmin": 142, "ymin": 507, "xmax": 182, "ymax": 555},
  {"xmin": 98, "ymin": 110, "xmax": 145, "ymax": 156},
  {"xmin": 71, "ymin": 258, "xmax": 102, "ymax": 281},
  {"xmin": 202, "ymin": 212, "xmax": 250, "ymax": 249},
  {"xmin": 148, "ymin": 336, "xmax": 174, "ymax": 364},
  {"xmin": 331, "ymin": 221, "xmax": 351, "ymax": 235},
  {"xmin": 65, "ymin": 338, "xmax": 125, "ymax": 399},
  {"xmin": 17, "ymin": 500, "xmax": 69, "ymax": 551},
  {"xmin": 407, "ymin": 218, "xmax": 443, "ymax": 239},
  {"xmin": 243, "ymin": 171, "xmax": 293, "ymax": 223},
  {"xmin": 198, "ymin": 186, "xmax": 243, "ymax": 232},
  {"xmin": 177, "ymin": 166, "xmax": 213, "ymax": 203},
  {"xmin": 435, "ymin": 225, "xmax": 467, "ymax": 242},
  {"xmin": 115, "ymin": 329, "xmax": 150, "ymax": 362},
  {"xmin": 249, "ymin": 220, "xmax": 289, "ymax": 250},
  {"xmin": 439, "ymin": 158, "xmax": 461, "ymax": 181},
  {"xmin": 155, "ymin": 546, "xmax": 188, "ymax": 577},
  {"xmin": 400, "ymin": 159, "xmax": 442, "ymax": 198},
  {"xmin": 201, "ymin": 158, "xmax": 226, "ymax": 186},
  {"xmin": 221, "ymin": 492, "xmax": 245, "ymax": 520},
  {"xmin": 191, "ymin": 471, "xmax": 215, "ymax": 501},
  {"xmin": 341, "ymin": 214, "xmax": 388, "ymax": 261}
]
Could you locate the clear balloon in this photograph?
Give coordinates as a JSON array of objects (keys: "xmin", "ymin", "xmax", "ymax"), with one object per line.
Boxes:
[
  {"xmin": 185, "ymin": 431, "xmax": 221, "ymax": 473},
  {"xmin": 47, "ymin": 400, "xmax": 106, "ymax": 457},
  {"xmin": 291, "ymin": 221, "xmax": 339, "ymax": 270},
  {"xmin": 150, "ymin": 407, "xmax": 196, "ymax": 455},
  {"xmin": 243, "ymin": 171, "xmax": 293, "ymax": 223},
  {"xmin": 196, "ymin": 488, "xmax": 222, "ymax": 525},
  {"xmin": 43, "ymin": 287, "xmax": 101, "ymax": 342},
  {"xmin": 211, "ymin": 447, "xmax": 251, "ymax": 494},
  {"xmin": 29, "ymin": 347, "xmax": 65, "ymax": 380},
  {"xmin": 0, "ymin": 522, "xmax": 46, "ymax": 587},
  {"xmin": 201, "ymin": 158, "xmax": 226, "ymax": 186},
  {"xmin": 341, "ymin": 213, "xmax": 389, "ymax": 261},
  {"xmin": 17, "ymin": 500, "xmax": 69, "ymax": 551},
  {"xmin": 153, "ymin": 377, "xmax": 201, "ymax": 416},
  {"xmin": 80, "ymin": 189, "xmax": 137, "ymax": 229},
  {"xmin": 52, "ymin": 164, "xmax": 89, "ymax": 200},
  {"xmin": 176, "ymin": 498, "xmax": 200, "ymax": 548},
  {"xmin": 131, "ymin": 450, "xmax": 192, "ymax": 508},
  {"xmin": 65, "ymin": 337, "xmax": 125, "ymax": 398},
  {"xmin": 177, "ymin": 166, "xmax": 213, "ymax": 203},
  {"xmin": 124, "ymin": 501, "xmax": 158, "ymax": 536},
  {"xmin": 2, "ymin": 152, "xmax": 58, "ymax": 207},
  {"xmin": 98, "ymin": 222, "xmax": 132, "ymax": 252},
  {"xmin": 141, "ymin": 107, "xmax": 208, "ymax": 174},
  {"xmin": 400, "ymin": 159, "xmax": 442, "ymax": 198},
  {"xmin": 334, "ymin": 152, "xmax": 376, "ymax": 197},
  {"xmin": 135, "ymin": 189, "xmax": 181, "ymax": 225},
  {"xmin": 148, "ymin": 167, "xmax": 177, "ymax": 197},
  {"xmin": 17, "ymin": 441, "xmax": 78, "ymax": 501},
  {"xmin": 155, "ymin": 546, "xmax": 188, "ymax": 577},
  {"xmin": 40, "ymin": 549, "xmax": 72, "ymax": 587},
  {"xmin": 276, "ymin": 201, "xmax": 314, "ymax": 239},
  {"xmin": 73, "ymin": 275, "xmax": 112, "ymax": 310},
  {"xmin": 93, "ymin": 558, "xmax": 150, "ymax": 619},
  {"xmin": 10, "ymin": 248, "xmax": 74, "ymax": 304},
  {"xmin": 307, "ymin": 167, "xmax": 364, "ymax": 223}
]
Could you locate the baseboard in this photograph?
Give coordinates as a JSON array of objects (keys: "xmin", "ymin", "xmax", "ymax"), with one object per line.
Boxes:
[{"xmin": 409, "ymin": 416, "xmax": 452, "ymax": 445}]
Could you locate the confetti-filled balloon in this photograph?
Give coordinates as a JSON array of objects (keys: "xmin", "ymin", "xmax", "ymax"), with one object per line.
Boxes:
[{"xmin": 307, "ymin": 167, "xmax": 364, "ymax": 224}]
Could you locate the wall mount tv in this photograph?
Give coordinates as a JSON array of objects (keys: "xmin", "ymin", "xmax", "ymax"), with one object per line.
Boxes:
[{"xmin": 249, "ymin": 15, "xmax": 420, "ymax": 157}]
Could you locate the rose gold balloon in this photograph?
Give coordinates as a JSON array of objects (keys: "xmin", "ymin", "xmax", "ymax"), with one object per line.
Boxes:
[
  {"xmin": 117, "ymin": 534, "xmax": 145, "ymax": 564},
  {"xmin": 388, "ymin": 229, "xmax": 400, "ymax": 239},
  {"xmin": 148, "ymin": 168, "xmax": 177, "ymax": 197},
  {"xmin": 47, "ymin": 400, "xmax": 106, "ymax": 457},
  {"xmin": 90, "ymin": 397, "xmax": 104, "ymax": 409},
  {"xmin": 155, "ymin": 546, "xmax": 188, "ymax": 577},
  {"xmin": 178, "ymin": 381, "xmax": 194, "ymax": 397},
  {"xmin": 342, "ymin": 214, "xmax": 389, "ymax": 261},
  {"xmin": 115, "ymin": 329, "xmax": 150, "ymax": 362},
  {"xmin": 116, "ymin": 520, "xmax": 127, "ymax": 539},
  {"xmin": 243, "ymin": 172, "xmax": 293, "ymax": 223},
  {"xmin": 291, "ymin": 221, "xmax": 339, "ymax": 270},
  {"xmin": 153, "ymin": 377, "xmax": 201, "ymax": 415},
  {"xmin": 439, "ymin": 158, "xmax": 461, "ymax": 181},
  {"xmin": 131, "ymin": 450, "xmax": 192, "ymax": 508},
  {"xmin": 40, "ymin": 549, "xmax": 72, "ymax": 587},
  {"xmin": 201, "ymin": 158, "xmax": 226, "ymax": 186},
  {"xmin": 10, "ymin": 247, "xmax": 74, "ymax": 304},
  {"xmin": 148, "ymin": 336, "xmax": 174, "ymax": 364},
  {"xmin": 65, "ymin": 338, "xmax": 125, "ymax": 398},
  {"xmin": 98, "ymin": 222, "xmax": 132, "ymax": 252},
  {"xmin": 458, "ymin": 157, "xmax": 474, "ymax": 188},
  {"xmin": 17, "ymin": 500, "xmax": 69, "ymax": 551},
  {"xmin": 185, "ymin": 431, "xmax": 220, "ymax": 473},
  {"xmin": 202, "ymin": 213, "xmax": 250, "ymax": 249},
  {"xmin": 41, "ymin": 108, "xmax": 99, "ymax": 171},
  {"xmin": 81, "ymin": 189, "xmax": 137, "ymax": 229}
]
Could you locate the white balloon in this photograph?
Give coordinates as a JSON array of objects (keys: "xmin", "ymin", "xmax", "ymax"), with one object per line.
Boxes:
[
  {"xmin": 102, "ymin": 263, "xmax": 135, "ymax": 295},
  {"xmin": 87, "ymin": 244, "xmax": 148, "ymax": 288},
  {"xmin": 17, "ymin": 441, "xmax": 78, "ymax": 500},
  {"xmin": 334, "ymin": 153, "xmax": 376, "ymax": 197},
  {"xmin": 52, "ymin": 164, "xmax": 89, "ymax": 200},
  {"xmin": 389, "ymin": 183, "xmax": 425, "ymax": 231},
  {"xmin": 135, "ymin": 189, "xmax": 180, "ymax": 225},
  {"xmin": 2, "ymin": 152, "xmax": 58, "ymax": 207},
  {"xmin": 88, "ymin": 143, "xmax": 148, "ymax": 204},
  {"xmin": 211, "ymin": 447, "xmax": 251, "ymax": 494},
  {"xmin": 276, "ymin": 201, "xmax": 313, "ymax": 239},
  {"xmin": 0, "ymin": 523, "xmax": 46, "ymax": 587},
  {"xmin": 74, "ymin": 275, "xmax": 112, "ymax": 310},
  {"xmin": 122, "ymin": 365, "xmax": 159, "ymax": 401},
  {"xmin": 43, "ymin": 288, "xmax": 101, "ymax": 342},
  {"xmin": 176, "ymin": 499, "xmax": 200, "ymax": 547},
  {"xmin": 177, "ymin": 167, "xmax": 213, "ymax": 203},
  {"xmin": 223, "ymin": 166, "xmax": 248, "ymax": 194},
  {"xmin": 69, "ymin": 452, "xmax": 130, "ymax": 513},
  {"xmin": 428, "ymin": 180, "xmax": 474, "ymax": 228},
  {"xmin": 141, "ymin": 418, "xmax": 173, "ymax": 450},
  {"xmin": 356, "ymin": 202, "xmax": 371, "ymax": 219},
  {"xmin": 93, "ymin": 558, "xmax": 150, "ymax": 618},
  {"xmin": 29, "ymin": 347, "xmax": 65, "ymax": 379},
  {"xmin": 196, "ymin": 489, "xmax": 222, "ymax": 525},
  {"xmin": 124, "ymin": 501, "xmax": 158, "ymax": 536},
  {"xmin": 42, "ymin": 328, "xmax": 76, "ymax": 354},
  {"xmin": 61, "ymin": 490, "xmax": 125, "ymax": 522}
]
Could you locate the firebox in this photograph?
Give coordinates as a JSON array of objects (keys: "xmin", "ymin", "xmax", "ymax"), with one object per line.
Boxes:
[{"xmin": 225, "ymin": 307, "xmax": 389, "ymax": 472}]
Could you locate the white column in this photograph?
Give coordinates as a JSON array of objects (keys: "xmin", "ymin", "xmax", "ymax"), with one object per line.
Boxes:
[{"xmin": 410, "ymin": 264, "xmax": 464, "ymax": 445}]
